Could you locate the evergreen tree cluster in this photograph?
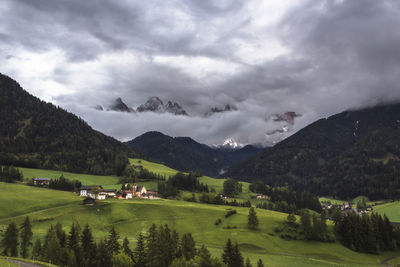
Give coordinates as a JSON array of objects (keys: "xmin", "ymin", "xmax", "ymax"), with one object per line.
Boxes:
[
  {"xmin": 158, "ymin": 172, "xmax": 209, "ymax": 198},
  {"xmin": 251, "ymin": 182, "xmax": 321, "ymax": 213},
  {"xmin": 197, "ymin": 192, "xmax": 251, "ymax": 207},
  {"xmin": 226, "ymin": 103, "xmax": 400, "ymax": 200},
  {"xmin": 275, "ymin": 211, "xmax": 332, "ymax": 242},
  {"xmin": 122, "ymin": 167, "xmax": 166, "ymax": 183},
  {"xmin": 29, "ymin": 175, "xmax": 82, "ymax": 192},
  {"xmin": 333, "ymin": 211, "xmax": 400, "ymax": 253},
  {"xmin": 0, "ymin": 165, "xmax": 23, "ymax": 182},
  {"xmin": 223, "ymin": 178, "xmax": 242, "ymax": 197},
  {"xmin": 2, "ymin": 218, "xmax": 259, "ymax": 267}
]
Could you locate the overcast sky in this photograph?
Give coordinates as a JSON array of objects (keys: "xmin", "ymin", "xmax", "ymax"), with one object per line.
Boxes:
[{"xmin": 2, "ymin": 0, "xmax": 400, "ymax": 146}]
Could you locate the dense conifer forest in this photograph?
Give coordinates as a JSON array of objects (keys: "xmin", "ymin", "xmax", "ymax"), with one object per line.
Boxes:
[
  {"xmin": 0, "ymin": 73, "xmax": 138, "ymax": 175},
  {"xmin": 227, "ymin": 103, "xmax": 400, "ymax": 200},
  {"xmin": 0, "ymin": 217, "xmax": 263, "ymax": 267}
]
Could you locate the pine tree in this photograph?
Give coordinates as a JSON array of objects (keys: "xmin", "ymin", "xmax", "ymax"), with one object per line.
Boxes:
[
  {"xmin": 81, "ymin": 224, "xmax": 95, "ymax": 267},
  {"xmin": 55, "ymin": 222, "xmax": 66, "ymax": 248},
  {"xmin": 196, "ymin": 245, "xmax": 213, "ymax": 267},
  {"xmin": 122, "ymin": 237, "xmax": 132, "ymax": 259},
  {"xmin": 146, "ymin": 224, "xmax": 159, "ymax": 267},
  {"xmin": 134, "ymin": 233, "xmax": 146, "ymax": 267},
  {"xmin": 44, "ymin": 226, "xmax": 62, "ymax": 265},
  {"xmin": 68, "ymin": 222, "xmax": 81, "ymax": 251},
  {"xmin": 248, "ymin": 207, "xmax": 259, "ymax": 229},
  {"xmin": 300, "ymin": 210, "xmax": 312, "ymax": 240},
  {"xmin": 19, "ymin": 216, "xmax": 33, "ymax": 258},
  {"xmin": 1, "ymin": 222, "xmax": 18, "ymax": 256},
  {"xmin": 222, "ymin": 238, "xmax": 233, "ymax": 267},
  {"xmin": 232, "ymin": 242, "xmax": 244, "ymax": 267},
  {"xmin": 159, "ymin": 224, "xmax": 174, "ymax": 267},
  {"xmin": 245, "ymin": 257, "xmax": 252, "ymax": 267},
  {"xmin": 32, "ymin": 239, "xmax": 42, "ymax": 261},
  {"xmin": 67, "ymin": 222, "xmax": 82, "ymax": 265},
  {"xmin": 106, "ymin": 226, "xmax": 121, "ymax": 255},
  {"xmin": 257, "ymin": 259, "xmax": 264, "ymax": 267},
  {"xmin": 97, "ymin": 239, "xmax": 112, "ymax": 267},
  {"xmin": 181, "ymin": 232, "xmax": 196, "ymax": 261}
]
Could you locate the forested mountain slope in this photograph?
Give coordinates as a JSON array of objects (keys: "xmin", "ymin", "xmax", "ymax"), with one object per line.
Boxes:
[
  {"xmin": 0, "ymin": 73, "xmax": 137, "ymax": 175},
  {"xmin": 226, "ymin": 103, "xmax": 400, "ymax": 200},
  {"xmin": 125, "ymin": 131, "xmax": 263, "ymax": 176}
]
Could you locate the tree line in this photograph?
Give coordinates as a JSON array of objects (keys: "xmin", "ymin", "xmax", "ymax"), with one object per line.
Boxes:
[
  {"xmin": 28, "ymin": 175, "xmax": 82, "ymax": 192},
  {"xmin": 158, "ymin": 172, "xmax": 209, "ymax": 198},
  {"xmin": 332, "ymin": 210, "xmax": 400, "ymax": 253},
  {"xmin": 275, "ymin": 210, "xmax": 333, "ymax": 242},
  {"xmin": 250, "ymin": 181, "xmax": 322, "ymax": 213},
  {"xmin": 0, "ymin": 217, "xmax": 265, "ymax": 267},
  {"xmin": 0, "ymin": 165, "xmax": 23, "ymax": 182}
]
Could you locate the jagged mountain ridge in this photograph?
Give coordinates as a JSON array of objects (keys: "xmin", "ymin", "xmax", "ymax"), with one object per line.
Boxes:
[
  {"xmin": 97, "ymin": 96, "xmax": 188, "ymax": 116},
  {"xmin": 125, "ymin": 131, "xmax": 264, "ymax": 176},
  {"xmin": 226, "ymin": 103, "xmax": 400, "ymax": 200}
]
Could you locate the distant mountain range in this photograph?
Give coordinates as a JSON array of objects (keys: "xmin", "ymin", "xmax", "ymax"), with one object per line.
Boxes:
[
  {"xmin": 125, "ymin": 131, "xmax": 264, "ymax": 176},
  {"xmin": 96, "ymin": 97, "xmax": 243, "ymax": 118},
  {"xmin": 95, "ymin": 96, "xmax": 189, "ymax": 116},
  {"xmin": 226, "ymin": 103, "xmax": 400, "ymax": 200},
  {"xmin": 0, "ymin": 73, "xmax": 138, "ymax": 175}
]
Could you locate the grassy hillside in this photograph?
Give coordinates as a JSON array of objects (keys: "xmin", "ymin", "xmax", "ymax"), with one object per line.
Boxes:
[
  {"xmin": 129, "ymin": 158, "xmax": 252, "ymax": 197},
  {"xmin": 0, "ymin": 182, "xmax": 397, "ymax": 266},
  {"xmin": 374, "ymin": 201, "xmax": 400, "ymax": 222}
]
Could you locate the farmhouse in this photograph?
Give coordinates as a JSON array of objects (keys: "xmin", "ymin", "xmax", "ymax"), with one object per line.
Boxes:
[
  {"xmin": 79, "ymin": 186, "xmax": 103, "ymax": 197},
  {"xmin": 33, "ymin": 178, "xmax": 51, "ymax": 186}
]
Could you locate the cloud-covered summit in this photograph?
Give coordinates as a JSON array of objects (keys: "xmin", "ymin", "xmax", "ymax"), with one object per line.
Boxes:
[{"xmin": 1, "ymin": 0, "xmax": 400, "ymax": 145}]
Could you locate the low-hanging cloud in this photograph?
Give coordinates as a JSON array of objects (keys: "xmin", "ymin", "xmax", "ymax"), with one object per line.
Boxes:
[{"xmin": 1, "ymin": 0, "xmax": 400, "ymax": 145}]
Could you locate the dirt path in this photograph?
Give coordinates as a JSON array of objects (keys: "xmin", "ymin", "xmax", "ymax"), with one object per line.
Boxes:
[
  {"xmin": 6, "ymin": 259, "xmax": 43, "ymax": 267},
  {"xmin": 381, "ymin": 255, "xmax": 400, "ymax": 267}
]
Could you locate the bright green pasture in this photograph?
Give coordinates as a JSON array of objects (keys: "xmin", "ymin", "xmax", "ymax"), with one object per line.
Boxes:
[
  {"xmin": 0, "ymin": 182, "xmax": 80, "ymax": 221},
  {"xmin": 319, "ymin": 197, "xmax": 347, "ymax": 205},
  {"xmin": 19, "ymin": 167, "xmax": 120, "ymax": 188},
  {"xmin": 129, "ymin": 158, "xmax": 179, "ymax": 177},
  {"xmin": 374, "ymin": 201, "xmax": 400, "ymax": 222},
  {"xmin": 0, "ymin": 183, "xmax": 395, "ymax": 267},
  {"xmin": 130, "ymin": 158, "xmax": 252, "ymax": 198}
]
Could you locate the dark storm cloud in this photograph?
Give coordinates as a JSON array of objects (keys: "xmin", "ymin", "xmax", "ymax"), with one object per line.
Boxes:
[{"xmin": 2, "ymin": 0, "xmax": 400, "ymax": 145}]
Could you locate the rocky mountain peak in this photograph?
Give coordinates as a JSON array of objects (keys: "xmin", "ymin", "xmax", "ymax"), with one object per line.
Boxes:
[
  {"xmin": 205, "ymin": 104, "xmax": 238, "ymax": 116},
  {"xmin": 137, "ymin": 96, "xmax": 164, "ymax": 112},
  {"xmin": 109, "ymin": 97, "xmax": 134, "ymax": 112}
]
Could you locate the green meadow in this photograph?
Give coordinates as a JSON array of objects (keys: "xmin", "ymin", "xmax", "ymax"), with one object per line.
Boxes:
[
  {"xmin": 374, "ymin": 201, "xmax": 400, "ymax": 222},
  {"xmin": 2, "ymin": 159, "xmax": 399, "ymax": 266},
  {"xmin": 0, "ymin": 181, "xmax": 399, "ymax": 266}
]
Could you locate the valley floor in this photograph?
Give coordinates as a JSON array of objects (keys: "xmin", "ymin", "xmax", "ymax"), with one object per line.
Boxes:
[{"xmin": 1, "ymin": 182, "xmax": 399, "ymax": 267}]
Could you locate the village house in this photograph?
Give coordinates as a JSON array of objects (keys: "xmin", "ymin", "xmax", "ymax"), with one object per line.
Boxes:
[
  {"xmin": 133, "ymin": 183, "xmax": 147, "ymax": 197},
  {"xmin": 33, "ymin": 178, "xmax": 51, "ymax": 186},
  {"xmin": 102, "ymin": 189, "xmax": 117, "ymax": 197},
  {"xmin": 79, "ymin": 186, "xmax": 103, "ymax": 197}
]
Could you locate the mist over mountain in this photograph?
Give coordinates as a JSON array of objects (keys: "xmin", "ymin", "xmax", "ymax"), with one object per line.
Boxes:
[{"xmin": 226, "ymin": 102, "xmax": 400, "ymax": 200}]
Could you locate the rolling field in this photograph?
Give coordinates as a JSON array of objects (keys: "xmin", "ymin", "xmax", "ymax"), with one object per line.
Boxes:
[
  {"xmin": 374, "ymin": 201, "xmax": 400, "ymax": 222},
  {"xmin": 5, "ymin": 160, "xmax": 400, "ymax": 266},
  {"xmin": 129, "ymin": 158, "xmax": 252, "ymax": 197},
  {"xmin": 0, "ymin": 182, "xmax": 398, "ymax": 266}
]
